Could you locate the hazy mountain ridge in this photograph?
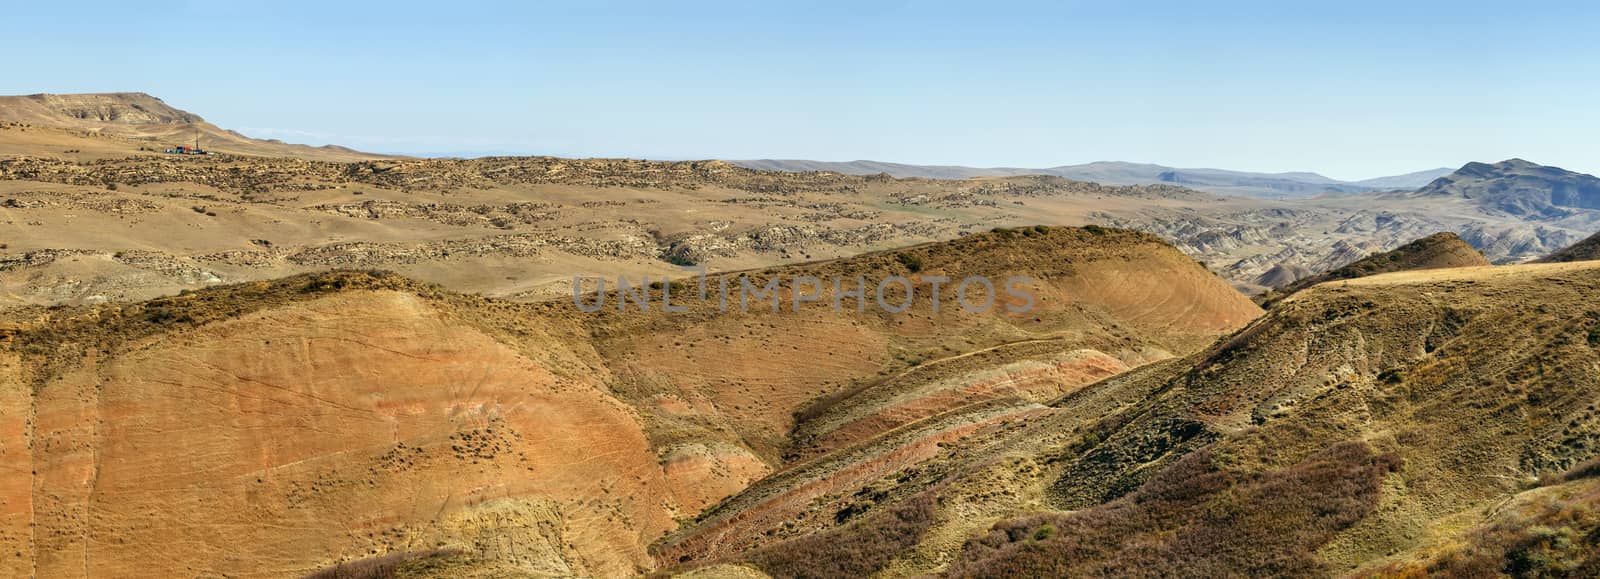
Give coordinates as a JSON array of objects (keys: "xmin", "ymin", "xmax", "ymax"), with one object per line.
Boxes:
[
  {"xmin": 1111, "ymin": 159, "xmax": 1600, "ymax": 292},
  {"xmin": 1410, "ymin": 158, "xmax": 1600, "ymax": 219},
  {"xmin": 731, "ymin": 159, "xmax": 1453, "ymax": 198}
]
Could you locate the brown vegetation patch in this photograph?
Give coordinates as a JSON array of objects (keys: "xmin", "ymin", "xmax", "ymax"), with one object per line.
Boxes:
[{"xmin": 951, "ymin": 441, "xmax": 1400, "ymax": 577}]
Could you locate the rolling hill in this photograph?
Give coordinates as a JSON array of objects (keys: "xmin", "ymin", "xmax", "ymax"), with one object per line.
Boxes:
[
  {"xmin": 0, "ymin": 92, "xmax": 389, "ymax": 161},
  {"xmin": 658, "ymin": 258, "xmax": 1600, "ymax": 577}
]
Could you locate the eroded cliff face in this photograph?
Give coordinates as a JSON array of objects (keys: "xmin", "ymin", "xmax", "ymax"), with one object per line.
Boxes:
[{"xmin": 12, "ymin": 290, "xmax": 749, "ymax": 576}]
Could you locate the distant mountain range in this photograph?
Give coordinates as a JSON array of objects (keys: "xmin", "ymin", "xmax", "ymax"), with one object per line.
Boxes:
[
  {"xmin": 1409, "ymin": 158, "xmax": 1600, "ymax": 219},
  {"xmin": 729, "ymin": 159, "xmax": 1453, "ymax": 198}
]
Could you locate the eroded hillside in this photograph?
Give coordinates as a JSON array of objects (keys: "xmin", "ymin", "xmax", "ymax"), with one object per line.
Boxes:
[
  {"xmin": 0, "ymin": 227, "xmax": 1260, "ymax": 576},
  {"xmin": 658, "ymin": 259, "xmax": 1600, "ymax": 577}
]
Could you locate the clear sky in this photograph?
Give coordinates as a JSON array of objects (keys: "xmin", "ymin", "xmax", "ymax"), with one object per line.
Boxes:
[{"xmin": 5, "ymin": 0, "xmax": 1597, "ymax": 180}]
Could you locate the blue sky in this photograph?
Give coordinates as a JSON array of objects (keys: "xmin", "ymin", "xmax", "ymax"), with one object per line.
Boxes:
[{"xmin": 5, "ymin": 0, "xmax": 1597, "ymax": 179}]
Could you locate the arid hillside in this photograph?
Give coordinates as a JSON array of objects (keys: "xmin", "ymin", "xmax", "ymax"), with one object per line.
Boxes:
[
  {"xmin": 0, "ymin": 130, "xmax": 1242, "ymax": 309},
  {"xmin": 2, "ymin": 142, "xmax": 1591, "ymax": 308},
  {"xmin": 657, "ymin": 259, "xmax": 1600, "ymax": 577},
  {"xmin": 0, "ymin": 226, "xmax": 1260, "ymax": 577},
  {"xmin": 0, "ymin": 93, "xmax": 388, "ymax": 161},
  {"xmin": 4, "ymin": 94, "xmax": 1599, "ymax": 308}
]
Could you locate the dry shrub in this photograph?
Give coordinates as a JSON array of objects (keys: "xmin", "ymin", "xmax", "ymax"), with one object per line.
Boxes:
[
  {"xmin": 948, "ymin": 441, "xmax": 1400, "ymax": 578},
  {"xmin": 742, "ymin": 491, "xmax": 939, "ymax": 579},
  {"xmin": 302, "ymin": 549, "xmax": 463, "ymax": 579},
  {"xmin": 1372, "ymin": 483, "xmax": 1600, "ymax": 577},
  {"xmin": 1560, "ymin": 456, "xmax": 1600, "ymax": 484}
]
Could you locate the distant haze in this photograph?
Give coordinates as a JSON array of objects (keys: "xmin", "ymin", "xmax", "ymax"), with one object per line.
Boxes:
[{"xmin": 729, "ymin": 160, "xmax": 1455, "ymax": 198}]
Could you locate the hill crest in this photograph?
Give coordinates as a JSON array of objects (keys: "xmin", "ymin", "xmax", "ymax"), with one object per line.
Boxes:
[
  {"xmin": 1257, "ymin": 232, "xmax": 1490, "ymax": 308},
  {"xmin": 0, "ymin": 92, "xmax": 389, "ymax": 161}
]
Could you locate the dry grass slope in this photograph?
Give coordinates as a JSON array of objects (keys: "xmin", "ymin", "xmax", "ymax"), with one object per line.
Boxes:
[{"xmin": 661, "ymin": 260, "xmax": 1600, "ymax": 577}]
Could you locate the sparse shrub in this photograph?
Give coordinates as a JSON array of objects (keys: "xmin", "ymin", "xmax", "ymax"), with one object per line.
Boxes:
[
  {"xmin": 1076, "ymin": 428, "xmax": 1107, "ymax": 451},
  {"xmin": 1032, "ymin": 524, "xmax": 1055, "ymax": 541},
  {"xmin": 1378, "ymin": 368, "xmax": 1405, "ymax": 384},
  {"xmin": 1587, "ymin": 326, "xmax": 1600, "ymax": 347},
  {"xmin": 1082, "ymin": 224, "xmax": 1108, "ymax": 235},
  {"xmin": 895, "ymin": 252, "xmax": 925, "ymax": 273},
  {"xmin": 303, "ymin": 276, "xmax": 351, "ymax": 293},
  {"xmin": 663, "ymin": 253, "xmax": 697, "ymax": 267},
  {"xmin": 144, "ymin": 306, "xmax": 195, "ymax": 325},
  {"xmin": 106, "ymin": 182, "xmax": 118, "ymax": 191}
]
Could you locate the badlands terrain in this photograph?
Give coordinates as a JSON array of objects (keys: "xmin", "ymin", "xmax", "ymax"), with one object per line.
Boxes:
[
  {"xmin": 5, "ymin": 92, "xmax": 1600, "ymax": 577},
  {"xmin": 3, "ymin": 93, "xmax": 1600, "ymax": 308}
]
